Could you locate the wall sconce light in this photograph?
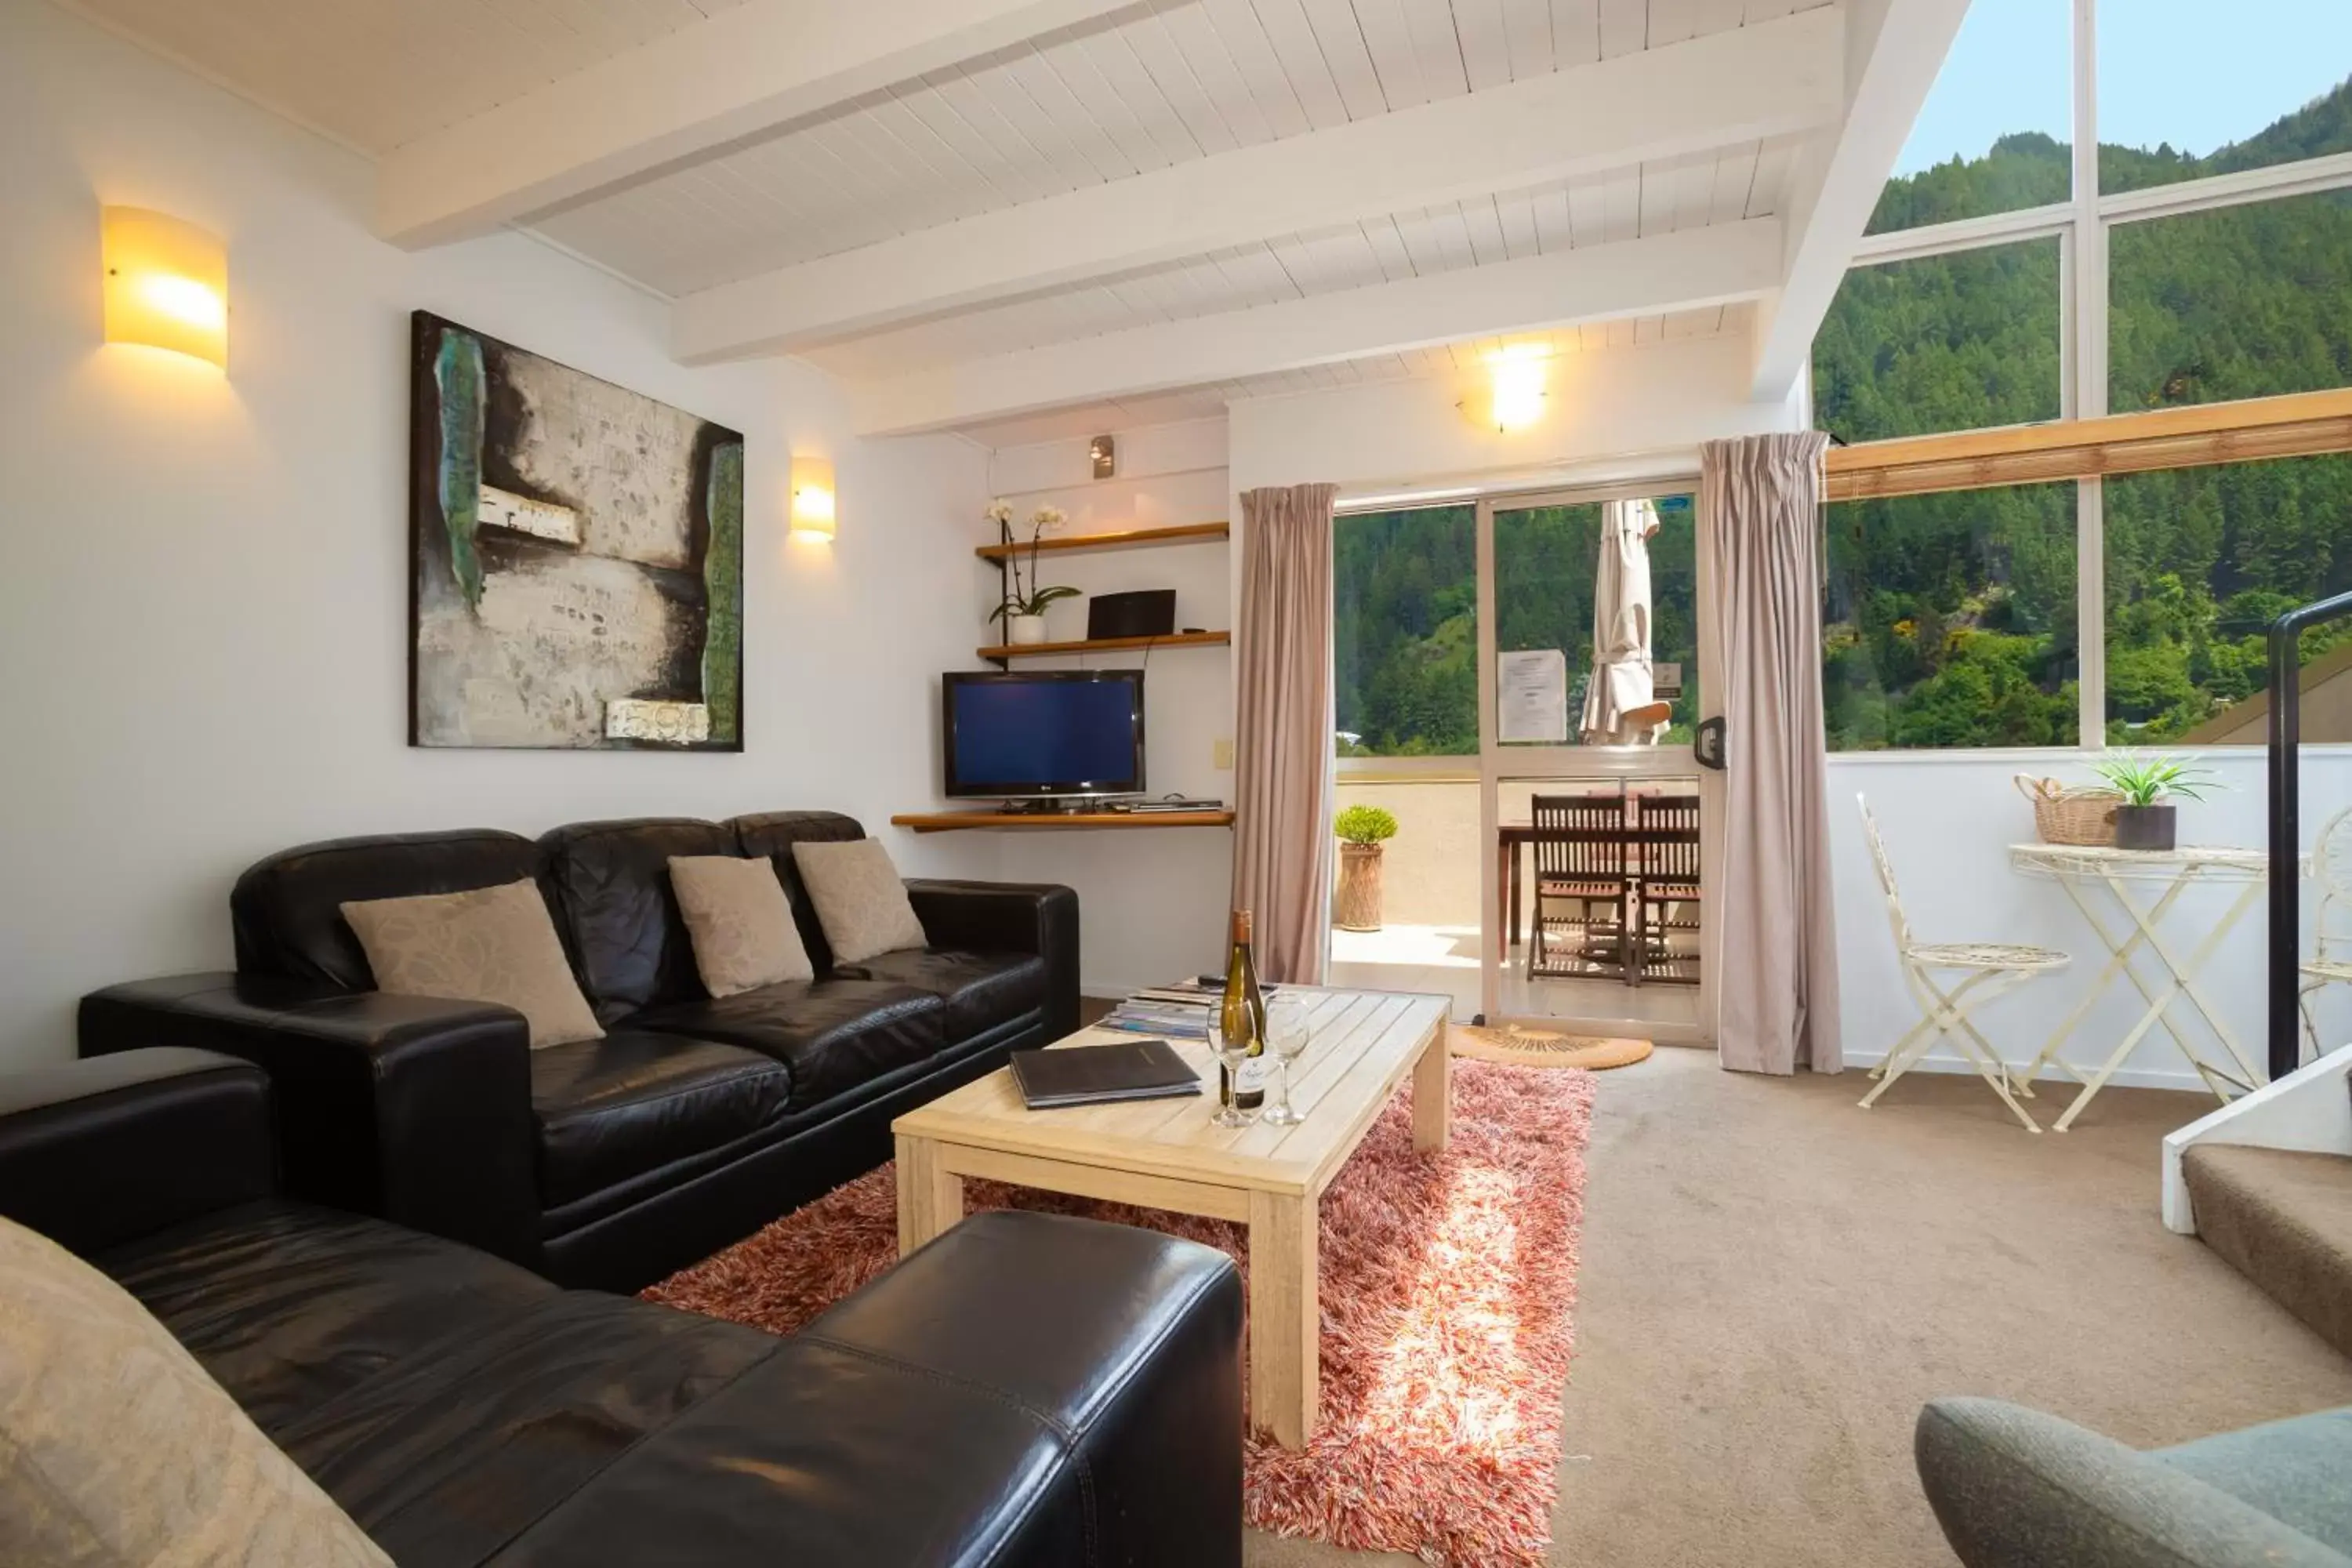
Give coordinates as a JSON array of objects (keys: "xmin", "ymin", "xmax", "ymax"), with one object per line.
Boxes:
[
  {"xmin": 1090, "ymin": 434, "xmax": 1116, "ymax": 479},
  {"xmin": 790, "ymin": 456, "xmax": 836, "ymax": 541},
  {"xmin": 103, "ymin": 207, "xmax": 228, "ymax": 369},
  {"xmin": 1486, "ymin": 345, "xmax": 1549, "ymax": 433}
]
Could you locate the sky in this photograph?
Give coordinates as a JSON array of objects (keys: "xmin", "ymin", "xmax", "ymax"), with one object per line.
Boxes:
[{"xmin": 1894, "ymin": 0, "xmax": 2352, "ymax": 175}]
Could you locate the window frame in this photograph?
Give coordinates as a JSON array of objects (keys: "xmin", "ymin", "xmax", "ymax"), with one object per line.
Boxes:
[
  {"xmin": 1330, "ymin": 498, "xmax": 1482, "ymax": 770},
  {"xmin": 1332, "ymin": 479, "xmax": 1706, "ymax": 782},
  {"xmin": 1819, "ymin": 0, "xmax": 2352, "ymax": 754}
]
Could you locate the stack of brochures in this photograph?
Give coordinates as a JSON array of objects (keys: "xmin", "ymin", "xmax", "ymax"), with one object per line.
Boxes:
[{"xmin": 1093, "ymin": 980, "xmax": 1221, "ymax": 1041}]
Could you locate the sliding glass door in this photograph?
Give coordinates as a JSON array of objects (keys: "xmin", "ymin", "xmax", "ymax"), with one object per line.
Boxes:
[
  {"xmin": 1327, "ymin": 503, "xmax": 1485, "ymax": 1016},
  {"xmin": 1475, "ymin": 483, "xmax": 1715, "ymax": 1040},
  {"xmin": 1328, "ymin": 481, "xmax": 1716, "ymax": 1042}
]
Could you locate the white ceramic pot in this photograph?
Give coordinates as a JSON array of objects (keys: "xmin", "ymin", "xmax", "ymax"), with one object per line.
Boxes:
[{"xmin": 1007, "ymin": 614, "xmax": 1050, "ymax": 646}]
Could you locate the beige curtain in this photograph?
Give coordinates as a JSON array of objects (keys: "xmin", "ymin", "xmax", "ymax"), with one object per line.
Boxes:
[
  {"xmin": 1698, "ymin": 434, "xmax": 1842, "ymax": 1074},
  {"xmin": 1232, "ymin": 483, "xmax": 1337, "ymax": 983}
]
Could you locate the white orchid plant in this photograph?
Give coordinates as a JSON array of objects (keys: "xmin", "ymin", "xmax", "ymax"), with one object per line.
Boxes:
[{"xmin": 989, "ymin": 502, "xmax": 1080, "ymax": 626}]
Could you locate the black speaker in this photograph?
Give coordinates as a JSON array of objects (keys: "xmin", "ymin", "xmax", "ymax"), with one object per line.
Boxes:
[{"xmin": 1087, "ymin": 589, "xmax": 1177, "ymax": 641}]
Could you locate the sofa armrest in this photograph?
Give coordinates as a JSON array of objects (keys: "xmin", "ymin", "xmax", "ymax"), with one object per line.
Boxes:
[
  {"xmin": 807, "ymin": 1210, "xmax": 1243, "ymax": 1566},
  {"xmin": 1916, "ymin": 1398, "xmax": 2352, "ymax": 1568},
  {"xmin": 905, "ymin": 880, "xmax": 1080, "ymax": 1036},
  {"xmin": 0, "ymin": 1047, "xmax": 274, "ymax": 1257},
  {"xmin": 79, "ymin": 973, "xmax": 542, "ymax": 1268},
  {"xmin": 499, "ymin": 1210, "xmax": 1243, "ymax": 1567}
]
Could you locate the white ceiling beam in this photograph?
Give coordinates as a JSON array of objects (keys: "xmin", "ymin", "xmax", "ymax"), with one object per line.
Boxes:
[
  {"xmin": 851, "ymin": 219, "xmax": 1784, "ymax": 436},
  {"xmin": 1748, "ymin": 0, "xmax": 1972, "ymax": 401},
  {"xmin": 674, "ymin": 7, "xmax": 1844, "ymax": 363},
  {"xmin": 376, "ymin": 0, "xmax": 1145, "ymax": 249}
]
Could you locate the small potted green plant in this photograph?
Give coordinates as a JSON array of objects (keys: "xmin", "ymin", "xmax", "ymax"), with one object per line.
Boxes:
[
  {"xmin": 1334, "ymin": 804, "xmax": 1399, "ymax": 931},
  {"xmin": 2086, "ymin": 752, "xmax": 2217, "ymax": 852},
  {"xmin": 987, "ymin": 502, "xmax": 1078, "ymax": 645}
]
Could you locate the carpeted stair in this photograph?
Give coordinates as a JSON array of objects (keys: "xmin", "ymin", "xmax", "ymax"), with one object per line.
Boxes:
[{"xmin": 2183, "ymin": 1143, "xmax": 2352, "ymax": 1359}]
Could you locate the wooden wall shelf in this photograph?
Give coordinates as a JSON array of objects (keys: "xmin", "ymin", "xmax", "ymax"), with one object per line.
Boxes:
[
  {"xmin": 974, "ymin": 521, "xmax": 1228, "ymax": 561},
  {"xmin": 977, "ymin": 630, "xmax": 1229, "ymax": 661},
  {"xmin": 892, "ymin": 810, "xmax": 1236, "ymax": 833}
]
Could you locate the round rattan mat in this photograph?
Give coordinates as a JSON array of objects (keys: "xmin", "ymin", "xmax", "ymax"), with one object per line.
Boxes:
[{"xmin": 1449, "ymin": 1022, "xmax": 1653, "ymax": 1070}]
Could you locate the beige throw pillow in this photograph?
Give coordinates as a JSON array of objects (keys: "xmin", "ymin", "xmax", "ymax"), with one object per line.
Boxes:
[
  {"xmin": 790, "ymin": 838, "xmax": 928, "ymax": 964},
  {"xmin": 670, "ymin": 855, "xmax": 814, "ymax": 997},
  {"xmin": 340, "ymin": 879, "xmax": 603, "ymax": 1048},
  {"xmin": 0, "ymin": 1214, "xmax": 393, "ymax": 1568}
]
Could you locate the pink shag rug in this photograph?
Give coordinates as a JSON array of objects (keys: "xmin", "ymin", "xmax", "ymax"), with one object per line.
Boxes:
[{"xmin": 644, "ymin": 1059, "xmax": 1595, "ymax": 1568}]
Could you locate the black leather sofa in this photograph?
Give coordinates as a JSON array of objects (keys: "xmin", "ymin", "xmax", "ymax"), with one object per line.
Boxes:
[
  {"xmin": 0, "ymin": 1047, "xmax": 1243, "ymax": 1567},
  {"xmin": 81, "ymin": 811, "xmax": 1078, "ymax": 1291}
]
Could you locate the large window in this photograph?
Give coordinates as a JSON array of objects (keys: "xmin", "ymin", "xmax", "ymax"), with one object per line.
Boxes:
[
  {"xmin": 2105, "ymin": 454, "xmax": 2352, "ymax": 743},
  {"xmin": 1816, "ymin": 238, "xmax": 2063, "ymax": 444},
  {"xmin": 2098, "ymin": 2, "xmax": 2352, "ymax": 195},
  {"xmin": 1825, "ymin": 485, "xmax": 2078, "ymax": 750},
  {"xmin": 2110, "ymin": 190, "xmax": 2352, "ymax": 411},
  {"xmin": 1334, "ymin": 505, "xmax": 1476, "ymax": 757},
  {"xmin": 1817, "ymin": 0, "xmax": 2352, "ymax": 749},
  {"xmin": 1867, "ymin": 0, "xmax": 2071, "ymax": 235}
]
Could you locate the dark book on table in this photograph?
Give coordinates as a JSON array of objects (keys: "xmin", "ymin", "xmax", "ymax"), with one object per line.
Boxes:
[{"xmin": 1010, "ymin": 1038, "xmax": 1202, "ymax": 1110}]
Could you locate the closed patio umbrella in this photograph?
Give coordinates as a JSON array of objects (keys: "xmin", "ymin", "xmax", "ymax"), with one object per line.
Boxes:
[{"xmin": 1580, "ymin": 499, "xmax": 1665, "ymax": 746}]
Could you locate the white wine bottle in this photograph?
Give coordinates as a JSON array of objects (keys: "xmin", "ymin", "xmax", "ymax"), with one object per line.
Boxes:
[{"xmin": 1219, "ymin": 909, "xmax": 1269, "ymax": 1112}]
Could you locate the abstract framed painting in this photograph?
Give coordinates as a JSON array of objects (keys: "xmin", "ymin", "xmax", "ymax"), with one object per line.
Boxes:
[{"xmin": 408, "ymin": 310, "xmax": 744, "ymax": 750}]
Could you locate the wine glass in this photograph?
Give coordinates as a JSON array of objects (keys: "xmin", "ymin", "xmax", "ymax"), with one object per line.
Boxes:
[
  {"xmin": 1260, "ymin": 996, "xmax": 1310, "ymax": 1126},
  {"xmin": 1205, "ymin": 1011, "xmax": 1261, "ymax": 1128}
]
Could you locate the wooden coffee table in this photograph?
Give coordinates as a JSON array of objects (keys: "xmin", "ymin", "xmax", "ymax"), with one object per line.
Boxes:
[{"xmin": 892, "ymin": 986, "xmax": 1450, "ymax": 1449}]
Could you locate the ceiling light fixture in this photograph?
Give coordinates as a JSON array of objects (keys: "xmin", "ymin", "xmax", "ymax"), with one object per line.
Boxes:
[{"xmin": 1486, "ymin": 344, "xmax": 1550, "ymax": 433}]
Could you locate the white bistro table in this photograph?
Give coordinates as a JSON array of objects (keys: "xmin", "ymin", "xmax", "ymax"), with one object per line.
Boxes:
[{"xmin": 2009, "ymin": 842, "xmax": 2305, "ymax": 1131}]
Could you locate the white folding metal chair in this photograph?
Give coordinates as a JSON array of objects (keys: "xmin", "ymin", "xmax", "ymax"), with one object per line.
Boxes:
[
  {"xmin": 2299, "ymin": 805, "xmax": 2352, "ymax": 1062},
  {"xmin": 1857, "ymin": 794, "xmax": 2071, "ymax": 1132}
]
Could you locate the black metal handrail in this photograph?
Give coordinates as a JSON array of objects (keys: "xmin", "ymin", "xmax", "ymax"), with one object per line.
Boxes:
[{"xmin": 2268, "ymin": 589, "xmax": 2352, "ymax": 1081}]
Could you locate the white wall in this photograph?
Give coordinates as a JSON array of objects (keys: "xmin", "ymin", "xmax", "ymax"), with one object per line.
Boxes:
[
  {"xmin": 1831, "ymin": 750, "xmax": 2352, "ymax": 1091},
  {"xmin": 0, "ymin": 0, "xmax": 995, "ymax": 1065},
  {"xmin": 969, "ymin": 419, "xmax": 1236, "ymax": 994},
  {"xmin": 1229, "ymin": 335, "xmax": 1807, "ymax": 495}
]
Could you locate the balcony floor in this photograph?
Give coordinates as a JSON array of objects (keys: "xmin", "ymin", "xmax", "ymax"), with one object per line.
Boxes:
[{"xmin": 1329, "ymin": 921, "xmax": 1704, "ymax": 1040}]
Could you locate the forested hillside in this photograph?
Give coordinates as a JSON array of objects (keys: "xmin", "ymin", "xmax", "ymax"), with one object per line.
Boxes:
[
  {"xmin": 1335, "ymin": 506, "xmax": 1479, "ymax": 755},
  {"xmin": 1817, "ymin": 80, "xmax": 2352, "ymax": 748}
]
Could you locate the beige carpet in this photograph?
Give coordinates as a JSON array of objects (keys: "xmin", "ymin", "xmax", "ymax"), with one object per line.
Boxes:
[{"xmin": 1246, "ymin": 1044, "xmax": 2352, "ymax": 1567}]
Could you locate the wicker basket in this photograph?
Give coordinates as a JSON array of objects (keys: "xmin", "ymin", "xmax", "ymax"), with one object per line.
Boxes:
[{"xmin": 2014, "ymin": 774, "xmax": 2122, "ymax": 848}]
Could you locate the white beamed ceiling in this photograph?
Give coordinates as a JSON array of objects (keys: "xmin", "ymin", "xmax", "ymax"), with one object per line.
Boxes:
[
  {"xmin": 67, "ymin": 0, "xmax": 1879, "ymax": 442},
  {"xmin": 530, "ymin": 0, "xmax": 1820, "ymax": 296},
  {"xmin": 799, "ymin": 146, "xmax": 1797, "ymax": 382},
  {"xmin": 60, "ymin": 0, "xmax": 755, "ymax": 153}
]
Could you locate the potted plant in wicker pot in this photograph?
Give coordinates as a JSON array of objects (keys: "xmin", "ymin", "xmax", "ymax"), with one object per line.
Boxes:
[
  {"xmin": 1334, "ymin": 805, "xmax": 1398, "ymax": 932},
  {"xmin": 2087, "ymin": 752, "xmax": 2217, "ymax": 852}
]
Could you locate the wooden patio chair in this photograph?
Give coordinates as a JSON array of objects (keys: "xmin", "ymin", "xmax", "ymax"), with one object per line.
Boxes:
[
  {"xmin": 1631, "ymin": 792, "xmax": 1701, "ymax": 985},
  {"xmin": 2299, "ymin": 804, "xmax": 2352, "ymax": 1062},
  {"xmin": 1856, "ymin": 793, "xmax": 2070, "ymax": 1133},
  {"xmin": 1529, "ymin": 793, "xmax": 1630, "ymax": 980}
]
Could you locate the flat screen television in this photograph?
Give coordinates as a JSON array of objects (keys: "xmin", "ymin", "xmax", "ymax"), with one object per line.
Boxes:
[{"xmin": 942, "ymin": 670, "xmax": 1145, "ymax": 800}]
